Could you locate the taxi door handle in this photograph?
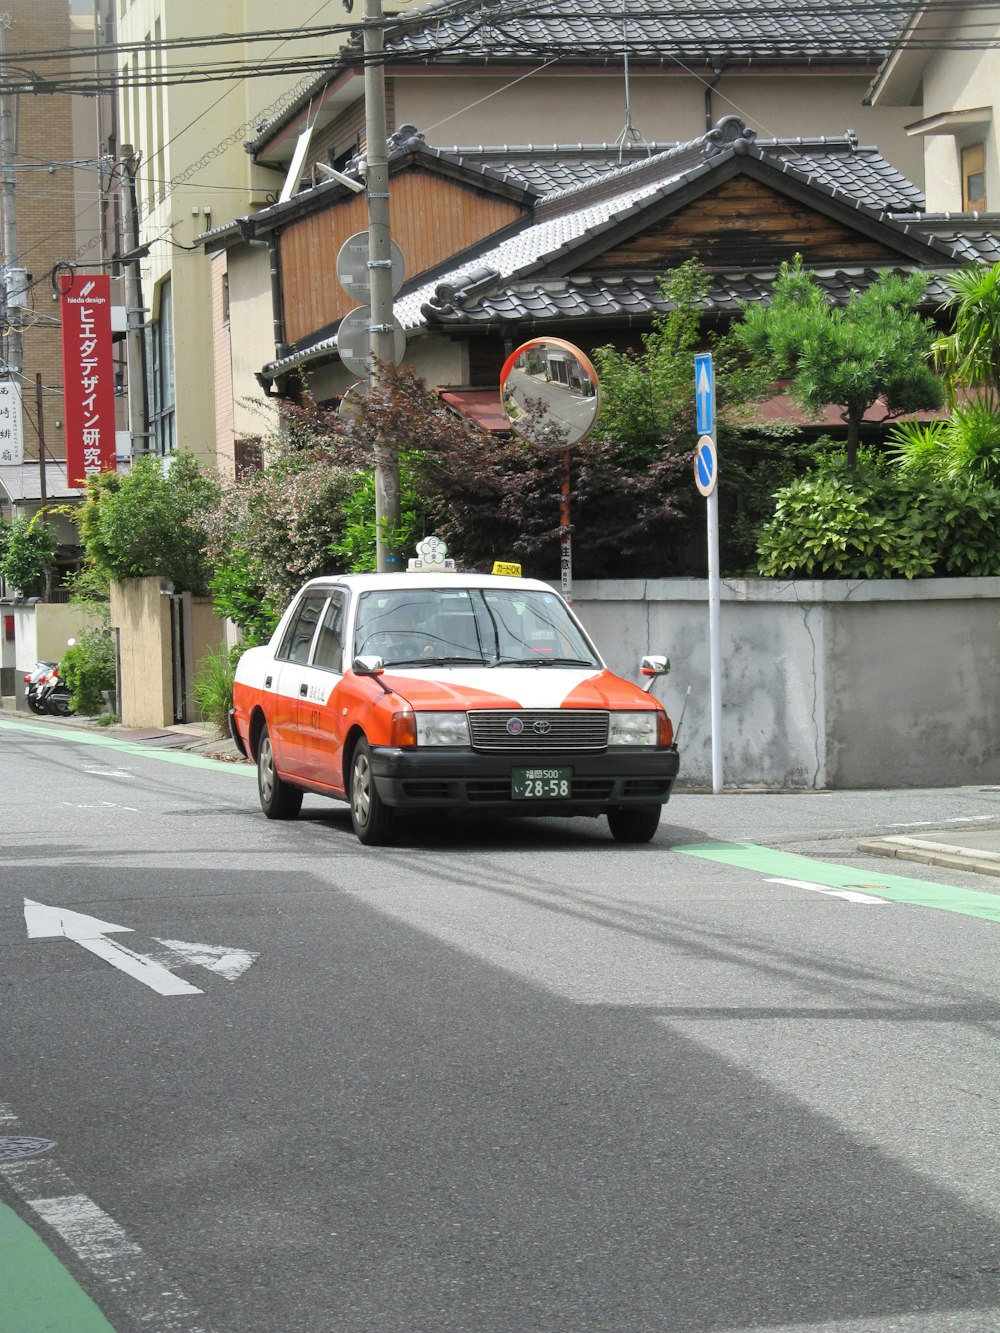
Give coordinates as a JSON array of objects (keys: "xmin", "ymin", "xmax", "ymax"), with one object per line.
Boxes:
[{"xmin": 299, "ymin": 682, "xmax": 309, "ymax": 697}]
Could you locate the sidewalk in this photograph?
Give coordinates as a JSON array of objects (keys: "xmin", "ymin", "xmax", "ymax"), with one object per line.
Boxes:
[
  {"xmin": 3, "ymin": 700, "xmax": 1000, "ymax": 878},
  {"xmin": 0, "ymin": 700, "xmax": 247, "ymax": 764}
]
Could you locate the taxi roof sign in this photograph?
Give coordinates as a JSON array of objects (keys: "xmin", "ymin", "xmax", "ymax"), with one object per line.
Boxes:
[
  {"xmin": 491, "ymin": 561, "xmax": 522, "ymax": 577},
  {"xmin": 407, "ymin": 536, "xmax": 456, "ymax": 572}
]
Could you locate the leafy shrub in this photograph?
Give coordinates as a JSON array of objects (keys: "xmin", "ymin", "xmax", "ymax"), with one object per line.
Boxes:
[
  {"xmin": 756, "ymin": 452, "xmax": 1000, "ymax": 579},
  {"xmin": 209, "ymin": 553, "xmax": 281, "ymax": 648},
  {"xmin": 0, "ymin": 514, "xmax": 59, "ymax": 596},
  {"xmin": 60, "ymin": 619, "xmax": 117, "ymax": 716},
  {"xmin": 192, "ymin": 642, "xmax": 241, "ymax": 736},
  {"xmin": 329, "ymin": 459, "xmax": 426, "ymax": 573},
  {"xmin": 76, "ymin": 454, "xmax": 220, "ymax": 594},
  {"xmin": 889, "ymin": 399, "xmax": 1000, "ymax": 484}
]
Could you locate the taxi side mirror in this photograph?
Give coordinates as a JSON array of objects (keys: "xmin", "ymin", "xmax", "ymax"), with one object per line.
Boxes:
[
  {"xmin": 640, "ymin": 655, "xmax": 670, "ymax": 676},
  {"xmin": 352, "ymin": 655, "xmax": 385, "ymax": 676},
  {"xmin": 640, "ymin": 655, "xmax": 670, "ymax": 694}
]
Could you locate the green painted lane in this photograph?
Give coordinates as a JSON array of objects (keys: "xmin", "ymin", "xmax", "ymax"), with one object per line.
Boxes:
[
  {"xmin": 0, "ymin": 718, "xmax": 254, "ymax": 776},
  {"xmin": 674, "ymin": 841, "xmax": 1000, "ymax": 923},
  {"xmin": 0, "ymin": 1203, "xmax": 115, "ymax": 1333}
]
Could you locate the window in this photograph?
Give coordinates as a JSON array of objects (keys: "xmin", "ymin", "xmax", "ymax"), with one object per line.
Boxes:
[
  {"xmin": 234, "ymin": 438, "xmax": 263, "ymax": 477},
  {"xmin": 221, "ymin": 270, "xmax": 230, "ymax": 326},
  {"xmin": 312, "ymin": 594, "xmax": 346, "ymax": 672},
  {"xmin": 146, "ymin": 278, "xmax": 175, "ymax": 454},
  {"xmin": 277, "ymin": 593, "xmax": 327, "ymax": 664},
  {"xmin": 963, "ymin": 143, "xmax": 986, "ymax": 212}
]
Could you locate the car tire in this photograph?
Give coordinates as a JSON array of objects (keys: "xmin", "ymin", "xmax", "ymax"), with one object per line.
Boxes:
[
  {"xmin": 349, "ymin": 737, "xmax": 395, "ymax": 846},
  {"xmin": 607, "ymin": 804, "xmax": 661, "ymax": 844},
  {"xmin": 257, "ymin": 723, "xmax": 303, "ymax": 820}
]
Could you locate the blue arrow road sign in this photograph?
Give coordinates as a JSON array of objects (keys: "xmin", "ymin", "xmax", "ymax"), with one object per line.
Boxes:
[{"xmin": 695, "ymin": 352, "xmax": 715, "ymax": 438}]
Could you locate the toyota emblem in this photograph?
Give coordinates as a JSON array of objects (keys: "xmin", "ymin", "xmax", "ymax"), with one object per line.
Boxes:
[{"xmin": 532, "ymin": 720, "xmax": 552, "ymax": 735}]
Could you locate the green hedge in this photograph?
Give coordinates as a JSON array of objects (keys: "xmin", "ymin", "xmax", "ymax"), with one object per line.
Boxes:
[{"xmin": 757, "ymin": 454, "xmax": 1000, "ymax": 579}]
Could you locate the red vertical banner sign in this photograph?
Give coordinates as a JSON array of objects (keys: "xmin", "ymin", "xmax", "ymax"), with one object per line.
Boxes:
[{"xmin": 60, "ymin": 273, "xmax": 117, "ymax": 488}]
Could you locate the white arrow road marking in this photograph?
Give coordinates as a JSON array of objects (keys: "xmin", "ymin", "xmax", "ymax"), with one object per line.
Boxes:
[
  {"xmin": 23, "ymin": 899, "xmax": 203, "ymax": 996},
  {"xmin": 765, "ymin": 877, "xmax": 894, "ymax": 905},
  {"xmin": 154, "ymin": 938, "xmax": 259, "ymax": 981}
]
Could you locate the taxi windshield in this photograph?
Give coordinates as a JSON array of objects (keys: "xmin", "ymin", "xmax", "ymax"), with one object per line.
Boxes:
[{"xmin": 353, "ymin": 587, "xmax": 600, "ymax": 669}]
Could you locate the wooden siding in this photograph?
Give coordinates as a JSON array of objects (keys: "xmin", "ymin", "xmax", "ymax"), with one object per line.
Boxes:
[
  {"xmin": 588, "ymin": 177, "xmax": 902, "ymax": 271},
  {"xmin": 280, "ymin": 173, "xmax": 524, "ymax": 346}
]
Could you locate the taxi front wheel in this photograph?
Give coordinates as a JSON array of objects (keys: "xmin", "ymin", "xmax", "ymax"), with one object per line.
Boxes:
[
  {"xmin": 607, "ymin": 804, "xmax": 661, "ymax": 843},
  {"xmin": 257, "ymin": 724, "xmax": 303, "ymax": 820},
  {"xmin": 350, "ymin": 738, "xmax": 396, "ymax": 845}
]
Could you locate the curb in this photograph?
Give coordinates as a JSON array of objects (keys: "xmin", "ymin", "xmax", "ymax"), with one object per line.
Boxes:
[{"xmin": 858, "ymin": 836, "xmax": 1000, "ymax": 880}]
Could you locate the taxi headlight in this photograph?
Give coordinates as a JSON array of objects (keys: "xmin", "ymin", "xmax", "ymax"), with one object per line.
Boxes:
[
  {"xmin": 415, "ymin": 712, "xmax": 470, "ymax": 746},
  {"xmin": 608, "ymin": 712, "xmax": 658, "ymax": 746}
]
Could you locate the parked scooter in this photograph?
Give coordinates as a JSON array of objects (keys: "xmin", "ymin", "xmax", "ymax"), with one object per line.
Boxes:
[
  {"xmin": 34, "ymin": 663, "xmax": 73, "ymax": 716},
  {"xmin": 23, "ymin": 661, "xmax": 58, "ymax": 715}
]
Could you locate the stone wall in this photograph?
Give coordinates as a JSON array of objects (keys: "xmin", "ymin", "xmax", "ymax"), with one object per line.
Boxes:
[{"xmin": 573, "ymin": 578, "xmax": 1000, "ymax": 790}]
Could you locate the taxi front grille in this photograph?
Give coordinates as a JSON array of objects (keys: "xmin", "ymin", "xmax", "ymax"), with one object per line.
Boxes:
[{"xmin": 468, "ymin": 710, "xmax": 608, "ymax": 752}]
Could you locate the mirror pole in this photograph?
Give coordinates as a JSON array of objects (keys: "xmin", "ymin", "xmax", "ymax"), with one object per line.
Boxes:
[{"xmin": 560, "ymin": 447, "xmax": 572, "ymax": 604}]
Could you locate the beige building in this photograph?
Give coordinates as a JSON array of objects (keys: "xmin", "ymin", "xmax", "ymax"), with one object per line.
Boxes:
[
  {"xmin": 867, "ymin": 3, "xmax": 1000, "ymax": 214},
  {"xmin": 113, "ymin": 0, "xmax": 370, "ymax": 470}
]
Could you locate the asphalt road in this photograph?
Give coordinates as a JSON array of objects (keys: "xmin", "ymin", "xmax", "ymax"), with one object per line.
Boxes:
[{"xmin": 2, "ymin": 718, "xmax": 999, "ymax": 1333}]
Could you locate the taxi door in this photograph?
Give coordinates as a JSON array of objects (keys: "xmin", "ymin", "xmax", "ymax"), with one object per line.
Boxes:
[
  {"xmin": 295, "ymin": 590, "xmax": 349, "ymax": 792},
  {"xmin": 268, "ymin": 591, "xmax": 328, "ymax": 778}
]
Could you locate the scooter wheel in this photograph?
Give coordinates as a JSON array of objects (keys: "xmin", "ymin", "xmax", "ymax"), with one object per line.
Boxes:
[{"xmin": 26, "ymin": 697, "xmax": 47, "ymax": 715}]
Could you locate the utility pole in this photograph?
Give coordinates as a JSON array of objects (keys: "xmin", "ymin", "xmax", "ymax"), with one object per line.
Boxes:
[
  {"xmin": 119, "ymin": 145, "xmax": 149, "ymax": 456},
  {"xmin": 364, "ymin": 0, "xmax": 400, "ymax": 572},
  {"xmin": 34, "ymin": 372, "xmax": 45, "ymax": 506},
  {"xmin": 0, "ymin": 12, "xmax": 26, "ymax": 381}
]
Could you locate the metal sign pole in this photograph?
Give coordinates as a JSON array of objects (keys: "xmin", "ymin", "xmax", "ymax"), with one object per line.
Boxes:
[
  {"xmin": 694, "ymin": 353, "xmax": 723, "ymax": 794},
  {"xmin": 706, "ymin": 484, "xmax": 722, "ymax": 794}
]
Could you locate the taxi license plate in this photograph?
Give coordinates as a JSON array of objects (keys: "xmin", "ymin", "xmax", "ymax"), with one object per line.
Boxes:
[{"xmin": 512, "ymin": 767, "xmax": 572, "ymax": 799}]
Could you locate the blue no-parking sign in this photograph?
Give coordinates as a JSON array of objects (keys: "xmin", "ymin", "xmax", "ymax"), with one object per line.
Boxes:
[{"xmin": 694, "ymin": 434, "xmax": 717, "ymax": 497}]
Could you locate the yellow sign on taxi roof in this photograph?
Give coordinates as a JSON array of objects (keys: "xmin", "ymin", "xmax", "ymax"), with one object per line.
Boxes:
[{"xmin": 491, "ymin": 561, "xmax": 522, "ymax": 577}]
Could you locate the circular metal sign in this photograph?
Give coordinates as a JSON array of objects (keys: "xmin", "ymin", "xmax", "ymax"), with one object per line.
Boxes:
[
  {"xmin": 336, "ymin": 233, "xmax": 406, "ymax": 301},
  {"xmin": 694, "ymin": 434, "xmax": 718, "ymax": 497},
  {"xmin": 337, "ymin": 380, "xmax": 371, "ymax": 421},
  {"xmin": 337, "ymin": 306, "xmax": 406, "ymax": 378}
]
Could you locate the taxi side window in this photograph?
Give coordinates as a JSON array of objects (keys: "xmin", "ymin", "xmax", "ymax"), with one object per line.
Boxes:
[
  {"xmin": 276, "ymin": 593, "xmax": 326, "ymax": 664},
  {"xmin": 312, "ymin": 593, "xmax": 346, "ymax": 673}
]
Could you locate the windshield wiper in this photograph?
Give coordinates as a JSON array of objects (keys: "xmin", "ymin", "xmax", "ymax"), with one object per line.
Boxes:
[
  {"xmin": 491, "ymin": 656, "xmax": 597, "ymax": 668},
  {"xmin": 384, "ymin": 655, "xmax": 487, "ymax": 667}
]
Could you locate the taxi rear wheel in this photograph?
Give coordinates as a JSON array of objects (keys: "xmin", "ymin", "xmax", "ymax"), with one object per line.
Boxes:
[
  {"xmin": 350, "ymin": 738, "xmax": 396, "ymax": 845},
  {"xmin": 257, "ymin": 724, "xmax": 303, "ymax": 820},
  {"xmin": 607, "ymin": 804, "xmax": 661, "ymax": 843}
]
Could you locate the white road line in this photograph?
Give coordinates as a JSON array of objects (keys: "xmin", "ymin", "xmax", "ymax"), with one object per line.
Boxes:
[
  {"xmin": 76, "ymin": 934, "xmax": 204, "ymax": 997},
  {"xmin": 887, "ymin": 816, "xmax": 993, "ymax": 827},
  {"xmin": 766, "ymin": 876, "xmax": 893, "ymax": 905},
  {"xmin": 0, "ymin": 1103, "xmax": 210, "ymax": 1332}
]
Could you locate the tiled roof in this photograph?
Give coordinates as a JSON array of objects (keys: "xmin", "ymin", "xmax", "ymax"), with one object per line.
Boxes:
[
  {"xmin": 420, "ymin": 143, "xmax": 678, "ymax": 195},
  {"xmin": 414, "ymin": 269, "xmax": 960, "ymax": 329},
  {"xmin": 911, "ymin": 221, "xmax": 1000, "ymax": 265},
  {"xmin": 384, "ymin": 0, "xmax": 902, "ymax": 65},
  {"xmin": 259, "ymin": 121, "xmax": 977, "ymax": 380}
]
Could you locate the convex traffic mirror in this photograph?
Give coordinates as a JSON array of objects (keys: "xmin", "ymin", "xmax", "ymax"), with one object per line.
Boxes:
[{"xmin": 499, "ymin": 337, "xmax": 600, "ymax": 448}]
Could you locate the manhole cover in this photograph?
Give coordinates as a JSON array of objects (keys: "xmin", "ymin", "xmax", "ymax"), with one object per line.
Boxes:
[{"xmin": 0, "ymin": 1135, "xmax": 55, "ymax": 1161}]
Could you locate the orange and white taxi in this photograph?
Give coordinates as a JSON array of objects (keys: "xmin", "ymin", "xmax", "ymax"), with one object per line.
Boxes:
[{"xmin": 229, "ymin": 570, "xmax": 679, "ymax": 845}]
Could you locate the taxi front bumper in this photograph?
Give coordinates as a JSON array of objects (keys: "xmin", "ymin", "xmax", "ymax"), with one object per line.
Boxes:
[{"xmin": 368, "ymin": 745, "xmax": 680, "ymax": 812}]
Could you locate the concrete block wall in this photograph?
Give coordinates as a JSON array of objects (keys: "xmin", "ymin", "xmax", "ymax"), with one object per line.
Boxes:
[{"xmin": 573, "ymin": 578, "xmax": 1000, "ymax": 790}]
